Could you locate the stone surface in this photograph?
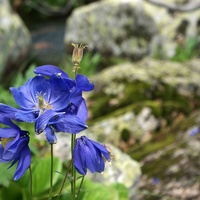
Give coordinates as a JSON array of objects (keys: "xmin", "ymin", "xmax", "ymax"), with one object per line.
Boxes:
[
  {"xmin": 0, "ymin": 0, "xmax": 31, "ymax": 86},
  {"xmin": 86, "ymin": 108, "xmax": 159, "ymax": 150},
  {"xmin": 78, "ymin": 58, "xmax": 200, "ymax": 156},
  {"xmin": 65, "ymin": 0, "xmax": 157, "ymax": 60},
  {"xmin": 136, "ymin": 110, "xmax": 200, "ymax": 200},
  {"xmin": 65, "ymin": 0, "xmax": 200, "ymax": 59},
  {"xmin": 87, "ymin": 58, "xmax": 200, "ymax": 121}
]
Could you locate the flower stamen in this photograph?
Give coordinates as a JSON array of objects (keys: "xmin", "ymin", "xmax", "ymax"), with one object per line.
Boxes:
[
  {"xmin": 1, "ymin": 138, "xmax": 14, "ymax": 148},
  {"xmin": 36, "ymin": 92, "xmax": 52, "ymax": 111}
]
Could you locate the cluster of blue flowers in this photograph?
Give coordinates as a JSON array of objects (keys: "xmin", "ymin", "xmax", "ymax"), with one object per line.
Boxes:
[{"xmin": 0, "ymin": 65, "xmax": 110, "ymax": 180}]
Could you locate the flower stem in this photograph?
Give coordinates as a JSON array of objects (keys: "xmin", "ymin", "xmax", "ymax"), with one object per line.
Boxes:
[
  {"xmin": 71, "ymin": 134, "xmax": 76, "ymax": 200},
  {"xmin": 56, "ymin": 160, "xmax": 72, "ymax": 200},
  {"xmin": 49, "ymin": 144, "xmax": 54, "ymax": 200},
  {"xmin": 77, "ymin": 176, "xmax": 85, "ymax": 199},
  {"xmin": 29, "ymin": 166, "xmax": 33, "ymax": 200}
]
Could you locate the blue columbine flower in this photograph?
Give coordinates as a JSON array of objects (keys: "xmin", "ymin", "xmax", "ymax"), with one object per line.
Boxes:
[
  {"xmin": 74, "ymin": 136, "xmax": 111, "ymax": 175},
  {"xmin": 0, "ymin": 116, "xmax": 31, "ymax": 180},
  {"xmin": 34, "ymin": 65, "xmax": 94, "ymax": 122},
  {"xmin": 0, "ymin": 74, "xmax": 88, "ymax": 143}
]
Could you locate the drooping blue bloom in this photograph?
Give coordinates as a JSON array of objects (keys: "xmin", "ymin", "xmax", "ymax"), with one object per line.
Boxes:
[
  {"xmin": 74, "ymin": 136, "xmax": 110, "ymax": 175},
  {"xmin": 0, "ymin": 74, "xmax": 88, "ymax": 143},
  {"xmin": 0, "ymin": 116, "xmax": 31, "ymax": 180}
]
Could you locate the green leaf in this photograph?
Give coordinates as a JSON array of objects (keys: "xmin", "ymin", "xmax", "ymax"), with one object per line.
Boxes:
[
  {"xmin": 0, "ymin": 163, "xmax": 15, "ymax": 187},
  {"xmin": 112, "ymin": 183, "xmax": 129, "ymax": 200},
  {"xmin": 31, "ymin": 156, "xmax": 63, "ymax": 195},
  {"xmin": 79, "ymin": 179, "xmax": 128, "ymax": 200},
  {"xmin": 0, "ymin": 182, "xmax": 23, "ymax": 200}
]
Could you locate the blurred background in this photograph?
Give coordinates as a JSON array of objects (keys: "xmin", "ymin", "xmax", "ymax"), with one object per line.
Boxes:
[{"xmin": 1, "ymin": 0, "xmax": 200, "ymax": 199}]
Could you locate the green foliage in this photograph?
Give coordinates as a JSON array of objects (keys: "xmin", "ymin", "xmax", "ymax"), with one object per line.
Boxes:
[
  {"xmin": 78, "ymin": 179, "xmax": 128, "ymax": 200},
  {"xmin": 0, "ymin": 163, "xmax": 15, "ymax": 187},
  {"xmin": 31, "ymin": 156, "xmax": 63, "ymax": 195},
  {"xmin": 172, "ymin": 38, "xmax": 198, "ymax": 62},
  {"xmin": 0, "ymin": 156, "xmax": 63, "ymax": 200},
  {"xmin": 12, "ymin": 64, "xmax": 36, "ymax": 88},
  {"xmin": 0, "ymin": 85, "xmax": 16, "ymax": 107},
  {"xmin": 0, "ymin": 182, "xmax": 23, "ymax": 200},
  {"xmin": 63, "ymin": 52, "xmax": 102, "ymax": 77},
  {"xmin": 79, "ymin": 52, "xmax": 101, "ymax": 76}
]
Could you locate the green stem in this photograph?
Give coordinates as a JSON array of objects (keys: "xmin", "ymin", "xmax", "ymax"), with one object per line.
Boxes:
[
  {"xmin": 70, "ymin": 62, "xmax": 78, "ymax": 199},
  {"xmin": 56, "ymin": 160, "xmax": 72, "ymax": 200},
  {"xmin": 49, "ymin": 144, "xmax": 54, "ymax": 200},
  {"xmin": 71, "ymin": 134, "xmax": 77, "ymax": 200},
  {"xmin": 77, "ymin": 176, "xmax": 85, "ymax": 200},
  {"xmin": 29, "ymin": 166, "xmax": 33, "ymax": 200}
]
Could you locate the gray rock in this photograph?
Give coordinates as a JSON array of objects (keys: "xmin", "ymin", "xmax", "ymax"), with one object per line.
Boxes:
[
  {"xmin": 137, "ymin": 107, "xmax": 159, "ymax": 133},
  {"xmin": 64, "ymin": 0, "xmax": 157, "ymax": 59},
  {"xmin": 86, "ymin": 108, "xmax": 159, "ymax": 148},
  {"xmin": 143, "ymin": 0, "xmax": 200, "ymax": 58},
  {"xmin": 87, "ymin": 58, "xmax": 200, "ymax": 122},
  {"xmin": 0, "ymin": 0, "xmax": 31, "ymax": 86},
  {"xmin": 65, "ymin": 0, "xmax": 200, "ymax": 59}
]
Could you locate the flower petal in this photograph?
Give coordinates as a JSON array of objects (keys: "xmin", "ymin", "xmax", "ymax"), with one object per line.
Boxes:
[
  {"xmin": 48, "ymin": 75, "xmax": 70, "ymax": 110},
  {"xmin": 44, "ymin": 126, "xmax": 57, "ymax": 144},
  {"xmin": 76, "ymin": 74, "xmax": 94, "ymax": 91},
  {"xmin": 52, "ymin": 115, "xmax": 87, "ymax": 134},
  {"xmin": 74, "ymin": 140, "xmax": 87, "ymax": 175},
  {"xmin": 0, "ymin": 128, "xmax": 18, "ymax": 139},
  {"xmin": 35, "ymin": 110, "xmax": 62, "ymax": 134},
  {"xmin": 76, "ymin": 99, "xmax": 88, "ymax": 122},
  {"xmin": 4, "ymin": 135, "xmax": 28, "ymax": 160},
  {"xmin": 14, "ymin": 146, "xmax": 31, "ymax": 180},
  {"xmin": 15, "ymin": 110, "xmax": 38, "ymax": 122},
  {"xmin": 89, "ymin": 140, "xmax": 110, "ymax": 161},
  {"xmin": 10, "ymin": 87, "xmax": 35, "ymax": 110},
  {"xmin": 69, "ymin": 88, "xmax": 82, "ymax": 107},
  {"xmin": 0, "ymin": 104, "xmax": 19, "ymax": 119},
  {"xmin": 34, "ymin": 65, "xmax": 69, "ymax": 78},
  {"xmin": 81, "ymin": 143, "xmax": 96, "ymax": 173},
  {"xmin": 0, "ymin": 145, "xmax": 9, "ymax": 162}
]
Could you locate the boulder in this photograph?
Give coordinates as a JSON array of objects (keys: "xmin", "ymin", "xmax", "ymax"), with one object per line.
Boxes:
[
  {"xmin": 65, "ymin": 0, "xmax": 200, "ymax": 59},
  {"xmin": 65, "ymin": 0, "xmax": 157, "ymax": 60},
  {"xmin": 83, "ymin": 58, "xmax": 200, "ymax": 148},
  {"xmin": 143, "ymin": 0, "xmax": 200, "ymax": 59},
  {"xmin": 88, "ymin": 58, "xmax": 200, "ymax": 119},
  {"xmin": 0, "ymin": 0, "xmax": 31, "ymax": 87},
  {"xmin": 136, "ymin": 110, "xmax": 200, "ymax": 200}
]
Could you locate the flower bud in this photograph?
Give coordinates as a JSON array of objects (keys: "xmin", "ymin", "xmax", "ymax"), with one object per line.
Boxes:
[{"xmin": 72, "ymin": 43, "xmax": 87, "ymax": 66}]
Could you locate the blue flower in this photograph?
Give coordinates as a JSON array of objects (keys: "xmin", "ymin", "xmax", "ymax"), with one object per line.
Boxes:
[
  {"xmin": 189, "ymin": 126, "xmax": 199, "ymax": 136},
  {"xmin": 34, "ymin": 65, "xmax": 95, "ymax": 143},
  {"xmin": 34, "ymin": 65, "xmax": 94, "ymax": 122},
  {"xmin": 0, "ymin": 74, "xmax": 88, "ymax": 143},
  {"xmin": 0, "ymin": 116, "xmax": 31, "ymax": 180},
  {"xmin": 74, "ymin": 136, "xmax": 110, "ymax": 175}
]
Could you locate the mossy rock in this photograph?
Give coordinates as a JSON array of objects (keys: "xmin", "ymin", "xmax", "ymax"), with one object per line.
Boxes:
[
  {"xmin": 129, "ymin": 110, "xmax": 200, "ymax": 199},
  {"xmin": 88, "ymin": 59, "xmax": 200, "ymax": 121}
]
